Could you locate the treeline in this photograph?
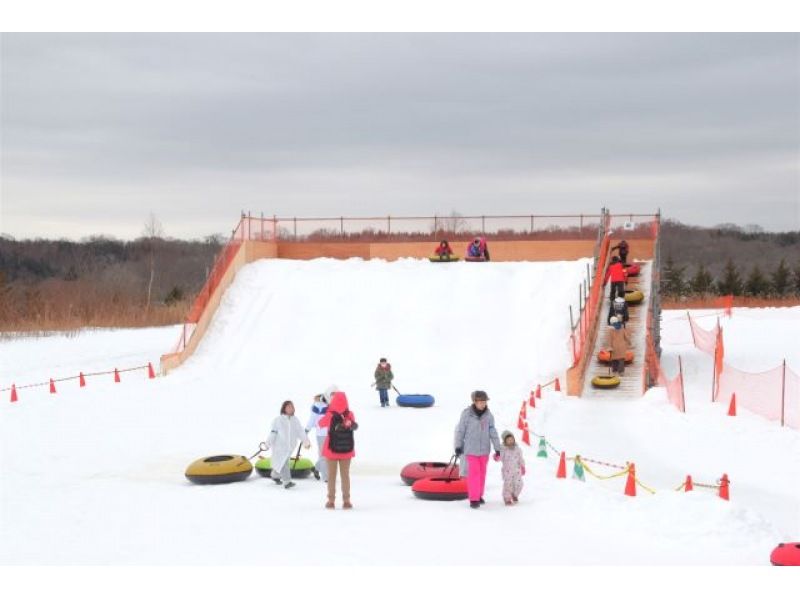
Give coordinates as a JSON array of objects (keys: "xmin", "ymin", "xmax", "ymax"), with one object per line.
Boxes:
[
  {"xmin": 659, "ymin": 220, "xmax": 800, "ymax": 299},
  {"xmin": 0, "ymin": 234, "xmax": 223, "ymax": 332}
]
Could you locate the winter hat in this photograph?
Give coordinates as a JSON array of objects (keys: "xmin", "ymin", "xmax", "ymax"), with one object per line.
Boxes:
[
  {"xmin": 614, "ymin": 297, "xmax": 626, "ymax": 305},
  {"xmin": 471, "ymin": 390, "xmax": 489, "ymax": 401},
  {"xmin": 501, "ymin": 430, "xmax": 515, "ymax": 442},
  {"xmin": 322, "ymin": 385, "xmax": 339, "ymax": 402}
]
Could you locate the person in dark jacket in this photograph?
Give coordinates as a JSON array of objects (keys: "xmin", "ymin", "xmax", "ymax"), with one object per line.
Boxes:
[
  {"xmin": 603, "ymin": 255, "xmax": 627, "ymax": 302},
  {"xmin": 454, "ymin": 390, "xmax": 502, "ymax": 509},
  {"xmin": 434, "ymin": 240, "xmax": 454, "ymax": 259},
  {"xmin": 373, "ymin": 358, "xmax": 394, "ymax": 407},
  {"xmin": 607, "ymin": 296, "xmax": 630, "ymax": 327},
  {"xmin": 612, "ymin": 239, "xmax": 630, "ymax": 265}
]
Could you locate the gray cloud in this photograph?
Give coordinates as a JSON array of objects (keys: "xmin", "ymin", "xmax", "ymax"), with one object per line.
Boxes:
[{"xmin": 1, "ymin": 33, "xmax": 798, "ymax": 239}]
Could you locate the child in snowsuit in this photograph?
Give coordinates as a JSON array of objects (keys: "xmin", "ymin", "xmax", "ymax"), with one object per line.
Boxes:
[
  {"xmin": 318, "ymin": 391, "xmax": 358, "ymax": 509},
  {"xmin": 494, "ymin": 430, "xmax": 525, "ymax": 505},
  {"xmin": 435, "ymin": 240, "xmax": 454, "ymax": 259},
  {"xmin": 454, "ymin": 390, "xmax": 502, "ymax": 509},
  {"xmin": 305, "ymin": 393, "xmax": 329, "ymax": 482},
  {"xmin": 265, "ymin": 400, "xmax": 311, "ymax": 489},
  {"xmin": 608, "ymin": 316, "xmax": 632, "ymax": 375},
  {"xmin": 607, "ymin": 296, "xmax": 630, "ymax": 327},
  {"xmin": 374, "ymin": 358, "xmax": 394, "ymax": 407},
  {"xmin": 612, "ymin": 239, "xmax": 630, "ymax": 265},
  {"xmin": 604, "ymin": 255, "xmax": 627, "ymax": 302}
]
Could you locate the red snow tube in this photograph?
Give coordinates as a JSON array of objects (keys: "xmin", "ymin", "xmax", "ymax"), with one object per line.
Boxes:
[
  {"xmin": 597, "ymin": 349, "xmax": 634, "ymax": 364},
  {"xmin": 770, "ymin": 542, "xmax": 800, "ymax": 566},
  {"xmin": 411, "ymin": 476, "xmax": 469, "ymax": 501},
  {"xmin": 400, "ymin": 461, "xmax": 460, "ymax": 486},
  {"xmin": 624, "ymin": 263, "xmax": 641, "ymax": 276}
]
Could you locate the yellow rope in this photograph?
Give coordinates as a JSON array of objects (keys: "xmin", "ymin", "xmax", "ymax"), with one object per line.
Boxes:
[
  {"xmin": 635, "ymin": 477, "xmax": 657, "ymax": 494},
  {"xmin": 581, "ymin": 461, "xmax": 630, "ymax": 481}
]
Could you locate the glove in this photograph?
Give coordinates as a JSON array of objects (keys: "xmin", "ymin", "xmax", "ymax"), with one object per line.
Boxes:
[
  {"xmin": 454, "ymin": 447, "xmax": 463, "ymax": 456},
  {"xmin": 303, "ymin": 442, "xmax": 311, "ymax": 449},
  {"xmin": 493, "ymin": 453, "xmax": 501, "ymax": 462},
  {"xmin": 343, "ymin": 420, "xmax": 352, "ymax": 429},
  {"xmin": 521, "ymin": 465, "xmax": 526, "ymax": 476}
]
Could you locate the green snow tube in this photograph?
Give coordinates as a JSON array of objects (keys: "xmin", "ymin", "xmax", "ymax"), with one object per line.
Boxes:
[{"xmin": 255, "ymin": 457, "xmax": 315, "ymax": 479}]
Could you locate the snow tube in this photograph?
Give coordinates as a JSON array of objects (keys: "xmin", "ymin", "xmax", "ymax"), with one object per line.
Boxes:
[
  {"xmin": 624, "ymin": 263, "xmax": 641, "ymax": 277},
  {"xmin": 396, "ymin": 394, "xmax": 435, "ymax": 408},
  {"xmin": 255, "ymin": 457, "xmax": 314, "ymax": 479},
  {"xmin": 597, "ymin": 349, "xmax": 634, "ymax": 364},
  {"xmin": 429, "ymin": 255, "xmax": 460, "ymax": 262},
  {"xmin": 464, "ymin": 256, "xmax": 487, "ymax": 262},
  {"xmin": 185, "ymin": 455, "xmax": 253, "ymax": 485},
  {"xmin": 770, "ymin": 542, "xmax": 800, "ymax": 566},
  {"xmin": 591, "ymin": 375, "xmax": 621, "ymax": 389},
  {"xmin": 400, "ymin": 461, "xmax": 460, "ymax": 485},
  {"xmin": 412, "ymin": 476, "xmax": 469, "ymax": 501},
  {"xmin": 625, "ymin": 290, "xmax": 644, "ymax": 304}
]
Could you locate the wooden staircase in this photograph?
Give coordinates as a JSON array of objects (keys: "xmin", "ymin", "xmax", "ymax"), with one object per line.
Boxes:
[{"xmin": 581, "ymin": 260, "xmax": 652, "ymax": 398}]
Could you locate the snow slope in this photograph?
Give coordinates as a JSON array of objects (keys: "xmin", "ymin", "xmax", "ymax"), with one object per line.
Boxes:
[{"xmin": 1, "ymin": 260, "xmax": 797, "ymax": 565}]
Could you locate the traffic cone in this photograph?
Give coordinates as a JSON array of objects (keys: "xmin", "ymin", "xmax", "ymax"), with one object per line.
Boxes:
[
  {"xmin": 49, "ymin": 379, "xmax": 56, "ymax": 394},
  {"xmin": 535, "ymin": 384, "xmax": 542, "ymax": 399},
  {"xmin": 521, "ymin": 428, "xmax": 530, "ymax": 446},
  {"xmin": 537, "ymin": 437, "xmax": 548, "ymax": 458},
  {"xmin": 517, "ymin": 416, "xmax": 526, "ymax": 431},
  {"xmin": 114, "ymin": 368, "xmax": 120, "ymax": 383},
  {"xmin": 727, "ymin": 393, "xmax": 736, "ymax": 416},
  {"xmin": 684, "ymin": 475, "xmax": 693, "ymax": 492},
  {"xmin": 79, "ymin": 372, "xmax": 86, "ymax": 387},
  {"xmin": 10, "ymin": 384, "xmax": 18, "ymax": 403},
  {"xmin": 529, "ymin": 390, "xmax": 536, "ymax": 408},
  {"xmin": 624, "ymin": 463, "xmax": 637, "ymax": 497},
  {"xmin": 719, "ymin": 474, "xmax": 730, "ymax": 501},
  {"xmin": 148, "ymin": 362, "xmax": 156, "ymax": 379},
  {"xmin": 573, "ymin": 457, "xmax": 585, "ymax": 481},
  {"xmin": 556, "ymin": 451, "xmax": 567, "ymax": 478},
  {"xmin": 554, "ymin": 377, "xmax": 561, "ymax": 392},
  {"xmin": 519, "ymin": 400, "xmax": 527, "ymax": 419}
]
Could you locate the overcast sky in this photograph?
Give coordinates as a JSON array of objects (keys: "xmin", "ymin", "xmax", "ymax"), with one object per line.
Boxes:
[{"xmin": 0, "ymin": 33, "xmax": 798, "ymax": 240}]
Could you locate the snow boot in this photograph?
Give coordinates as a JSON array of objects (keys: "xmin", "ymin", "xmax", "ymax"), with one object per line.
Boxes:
[
  {"xmin": 512, "ymin": 495, "xmax": 519, "ymax": 503},
  {"xmin": 312, "ymin": 468, "xmax": 321, "ymax": 480},
  {"xmin": 505, "ymin": 500, "xmax": 513, "ymax": 506},
  {"xmin": 272, "ymin": 477, "xmax": 283, "ymax": 485},
  {"xmin": 284, "ymin": 481, "xmax": 296, "ymax": 489},
  {"xmin": 325, "ymin": 501, "xmax": 335, "ymax": 509},
  {"xmin": 470, "ymin": 501, "xmax": 480, "ymax": 509},
  {"xmin": 343, "ymin": 502, "xmax": 353, "ymax": 509},
  {"xmin": 479, "ymin": 497, "xmax": 485, "ymax": 504}
]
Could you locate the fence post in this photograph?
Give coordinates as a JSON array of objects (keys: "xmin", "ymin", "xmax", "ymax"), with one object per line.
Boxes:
[
  {"xmin": 679, "ymin": 355, "xmax": 686, "ymax": 413},
  {"xmin": 388, "ymin": 215, "xmax": 391, "ymax": 236},
  {"xmin": 272, "ymin": 215, "xmax": 277, "ymax": 240},
  {"xmin": 481, "ymin": 215, "xmax": 485, "ymax": 234},
  {"xmin": 781, "ymin": 359, "xmax": 786, "ymax": 427},
  {"xmin": 434, "ymin": 215, "xmax": 438, "ymax": 235},
  {"xmin": 530, "ymin": 215, "xmax": 534, "ymax": 234},
  {"xmin": 260, "ymin": 212, "xmax": 264, "ymax": 240},
  {"xmin": 340, "ymin": 216, "xmax": 344, "ymax": 236},
  {"xmin": 569, "ymin": 305, "xmax": 574, "ymax": 333},
  {"xmin": 293, "ymin": 217, "xmax": 297, "ymax": 240}
]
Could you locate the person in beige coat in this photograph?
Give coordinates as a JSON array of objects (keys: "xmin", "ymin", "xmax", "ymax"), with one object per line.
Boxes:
[{"xmin": 608, "ymin": 316, "xmax": 632, "ymax": 375}]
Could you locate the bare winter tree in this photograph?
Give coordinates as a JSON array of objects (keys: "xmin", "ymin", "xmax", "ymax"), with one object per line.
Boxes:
[
  {"xmin": 142, "ymin": 213, "xmax": 164, "ymax": 313},
  {"xmin": 434, "ymin": 210, "xmax": 468, "ymax": 236}
]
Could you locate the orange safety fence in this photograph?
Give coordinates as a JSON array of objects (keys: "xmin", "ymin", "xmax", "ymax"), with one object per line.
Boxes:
[
  {"xmin": 687, "ymin": 313, "xmax": 798, "ymax": 429},
  {"xmin": 645, "ymin": 322, "xmax": 686, "ymax": 413},
  {"xmin": 570, "ymin": 233, "xmax": 611, "ymax": 365}
]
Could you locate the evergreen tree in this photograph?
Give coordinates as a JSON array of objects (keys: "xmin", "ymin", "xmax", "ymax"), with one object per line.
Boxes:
[
  {"xmin": 715, "ymin": 258, "xmax": 743, "ymax": 296},
  {"xmin": 690, "ymin": 263, "xmax": 714, "ymax": 296},
  {"xmin": 794, "ymin": 261, "xmax": 800, "ymax": 296},
  {"xmin": 744, "ymin": 264, "xmax": 769, "ymax": 297},
  {"xmin": 661, "ymin": 255, "xmax": 687, "ymax": 297},
  {"xmin": 771, "ymin": 258, "xmax": 791, "ymax": 297}
]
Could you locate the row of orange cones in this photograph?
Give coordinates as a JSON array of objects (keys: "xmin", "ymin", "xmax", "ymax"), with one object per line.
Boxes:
[
  {"xmin": 9, "ymin": 362, "xmax": 156, "ymax": 403},
  {"xmin": 517, "ymin": 384, "xmax": 730, "ymax": 500}
]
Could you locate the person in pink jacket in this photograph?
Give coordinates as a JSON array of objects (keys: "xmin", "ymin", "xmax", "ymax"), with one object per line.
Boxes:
[{"xmin": 317, "ymin": 391, "xmax": 358, "ymax": 510}]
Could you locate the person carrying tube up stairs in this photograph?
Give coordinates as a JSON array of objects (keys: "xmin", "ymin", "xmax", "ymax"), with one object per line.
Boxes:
[
  {"xmin": 374, "ymin": 358, "xmax": 394, "ymax": 407},
  {"xmin": 607, "ymin": 296, "xmax": 630, "ymax": 327},
  {"xmin": 611, "ymin": 239, "xmax": 630, "ymax": 266},
  {"xmin": 265, "ymin": 400, "xmax": 311, "ymax": 489},
  {"xmin": 608, "ymin": 316, "xmax": 632, "ymax": 375},
  {"xmin": 454, "ymin": 390, "xmax": 502, "ymax": 509},
  {"xmin": 305, "ymin": 389, "xmax": 335, "ymax": 482},
  {"xmin": 435, "ymin": 239, "xmax": 454, "ymax": 259},
  {"xmin": 603, "ymin": 255, "xmax": 628, "ymax": 302},
  {"xmin": 466, "ymin": 236, "xmax": 490, "ymax": 261}
]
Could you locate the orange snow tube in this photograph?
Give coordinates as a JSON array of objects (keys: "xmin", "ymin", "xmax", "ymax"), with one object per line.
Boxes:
[{"xmin": 597, "ymin": 349, "xmax": 634, "ymax": 364}]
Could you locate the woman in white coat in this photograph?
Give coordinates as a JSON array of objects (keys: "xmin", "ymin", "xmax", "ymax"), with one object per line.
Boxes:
[{"xmin": 266, "ymin": 400, "xmax": 311, "ymax": 489}]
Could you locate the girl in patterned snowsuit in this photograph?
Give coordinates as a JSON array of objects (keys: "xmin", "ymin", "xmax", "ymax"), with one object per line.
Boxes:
[{"xmin": 494, "ymin": 430, "xmax": 526, "ymax": 505}]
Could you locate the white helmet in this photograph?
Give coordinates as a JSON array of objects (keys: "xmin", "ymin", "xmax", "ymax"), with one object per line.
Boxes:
[
  {"xmin": 614, "ymin": 297, "xmax": 626, "ymax": 304},
  {"xmin": 610, "ymin": 316, "xmax": 620, "ymax": 324}
]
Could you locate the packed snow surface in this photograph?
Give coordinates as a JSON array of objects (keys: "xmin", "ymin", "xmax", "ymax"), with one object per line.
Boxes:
[{"xmin": 1, "ymin": 259, "xmax": 797, "ymax": 564}]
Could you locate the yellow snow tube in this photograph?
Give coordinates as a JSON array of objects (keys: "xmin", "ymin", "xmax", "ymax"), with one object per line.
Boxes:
[
  {"xmin": 185, "ymin": 455, "xmax": 253, "ymax": 485},
  {"xmin": 591, "ymin": 375, "xmax": 621, "ymax": 389},
  {"xmin": 625, "ymin": 290, "xmax": 644, "ymax": 304}
]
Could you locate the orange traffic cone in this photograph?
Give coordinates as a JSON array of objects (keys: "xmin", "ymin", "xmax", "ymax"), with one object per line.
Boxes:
[
  {"xmin": 727, "ymin": 393, "xmax": 737, "ymax": 416},
  {"xmin": 79, "ymin": 372, "xmax": 86, "ymax": 387},
  {"xmin": 624, "ymin": 463, "xmax": 637, "ymax": 497},
  {"xmin": 114, "ymin": 368, "xmax": 121, "ymax": 383},
  {"xmin": 684, "ymin": 475, "xmax": 693, "ymax": 492},
  {"xmin": 517, "ymin": 416, "xmax": 526, "ymax": 431},
  {"xmin": 10, "ymin": 384, "xmax": 18, "ymax": 403},
  {"xmin": 535, "ymin": 384, "xmax": 542, "ymax": 399},
  {"xmin": 719, "ymin": 474, "xmax": 730, "ymax": 501},
  {"xmin": 49, "ymin": 378, "xmax": 56, "ymax": 394},
  {"xmin": 519, "ymin": 400, "xmax": 527, "ymax": 419},
  {"xmin": 148, "ymin": 362, "xmax": 156, "ymax": 379},
  {"xmin": 521, "ymin": 428, "xmax": 531, "ymax": 446},
  {"xmin": 556, "ymin": 451, "xmax": 567, "ymax": 479},
  {"xmin": 529, "ymin": 391, "xmax": 536, "ymax": 408},
  {"xmin": 554, "ymin": 377, "xmax": 561, "ymax": 392}
]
